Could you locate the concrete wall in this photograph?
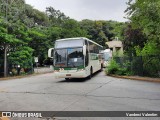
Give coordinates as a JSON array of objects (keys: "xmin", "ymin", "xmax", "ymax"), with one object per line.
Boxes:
[{"xmin": 106, "ymin": 39, "xmax": 123, "ymax": 56}]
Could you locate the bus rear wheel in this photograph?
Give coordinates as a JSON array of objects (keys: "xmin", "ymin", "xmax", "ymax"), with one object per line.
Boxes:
[
  {"xmin": 89, "ymin": 67, "xmax": 93, "ymax": 79},
  {"xmin": 100, "ymin": 64, "xmax": 103, "ymax": 72}
]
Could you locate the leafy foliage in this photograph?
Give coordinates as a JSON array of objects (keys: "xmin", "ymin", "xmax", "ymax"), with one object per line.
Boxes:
[
  {"xmin": 105, "ymin": 59, "xmax": 131, "ymax": 75},
  {"xmin": 8, "ymin": 46, "xmax": 33, "ymax": 68},
  {"xmin": 124, "ymin": 0, "xmax": 160, "ymax": 77},
  {"xmin": 80, "ymin": 20, "xmax": 125, "ymax": 47},
  {"xmin": 123, "ymin": 24, "xmax": 147, "ymax": 56},
  {"xmin": 125, "ymin": 0, "xmax": 160, "ymax": 55},
  {"xmin": 105, "ymin": 59, "xmax": 120, "ymax": 75}
]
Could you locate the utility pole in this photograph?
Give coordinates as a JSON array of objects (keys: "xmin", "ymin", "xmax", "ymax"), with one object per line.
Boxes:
[{"xmin": 4, "ymin": 0, "xmax": 8, "ymax": 77}]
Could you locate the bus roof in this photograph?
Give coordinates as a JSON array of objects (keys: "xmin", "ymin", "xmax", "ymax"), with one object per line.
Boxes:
[
  {"xmin": 56, "ymin": 37, "xmax": 103, "ymax": 48},
  {"xmin": 104, "ymin": 49, "xmax": 111, "ymax": 52}
]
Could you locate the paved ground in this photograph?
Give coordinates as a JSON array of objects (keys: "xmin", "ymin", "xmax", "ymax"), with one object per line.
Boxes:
[{"xmin": 0, "ymin": 71, "xmax": 160, "ymax": 120}]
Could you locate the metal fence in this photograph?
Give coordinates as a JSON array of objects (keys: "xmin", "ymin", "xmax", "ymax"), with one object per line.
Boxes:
[{"xmin": 114, "ymin": 55, "xmax": 160, "ymax": 77}]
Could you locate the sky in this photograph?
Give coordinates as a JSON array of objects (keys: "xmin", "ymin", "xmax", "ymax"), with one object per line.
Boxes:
[{"xmin": 25, "ymin": 0, "xmax": 129, "ymax": 22}]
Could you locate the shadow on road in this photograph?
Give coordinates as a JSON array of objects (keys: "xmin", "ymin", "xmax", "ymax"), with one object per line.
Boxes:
[{"xmin": 56, "ymin": 70, "xmax": 102, "ymax": 83}]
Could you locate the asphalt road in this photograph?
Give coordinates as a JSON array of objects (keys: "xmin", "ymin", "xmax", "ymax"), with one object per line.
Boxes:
[{"xmin": 0, "ymin": 71, "xmax": 160, "ymax": 120}]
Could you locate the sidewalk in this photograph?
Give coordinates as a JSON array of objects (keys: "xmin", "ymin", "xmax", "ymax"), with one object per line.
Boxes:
[
  {"xmin": 0, "ymin": 66, "xmax": 54, "ymax": 81},
  {"xmin": 34, "ymin": 66, "xmax": 53, "ymax": 74},
  {"xmin": 110, "ymin": 74, "xmax": 160, "ymax": 83}
]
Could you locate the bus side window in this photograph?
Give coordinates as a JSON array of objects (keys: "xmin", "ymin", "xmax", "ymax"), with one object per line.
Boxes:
[{"xmin": 85, "ymin": 40, "xmax": 89, "ymax": 66}]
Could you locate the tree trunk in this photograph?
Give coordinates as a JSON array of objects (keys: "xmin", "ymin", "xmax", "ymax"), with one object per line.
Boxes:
[{"xmin": 4, "ymin": 44, "xmax": 8, "ymax": 77}]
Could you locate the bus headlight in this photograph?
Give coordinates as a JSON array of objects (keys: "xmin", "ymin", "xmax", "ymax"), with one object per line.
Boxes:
[
  {"xmin": 77, "ymin": 69, "xmax": 84, "ymax": 72},
  {"xmin": 54, "ymin": 70, "xmax": 60, "ymax": 72}
]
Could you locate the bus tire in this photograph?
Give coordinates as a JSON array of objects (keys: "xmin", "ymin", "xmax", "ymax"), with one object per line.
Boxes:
[
  {"xmin": 65, "ymin": 78, "xmax": 69, "ymax": 80},
  {"xmin": 100, "ymin": 64, "xmax": 103, "ymax": 72},
  {"xmin": 89, "ymin": 67, "xmax": 93, "ymax": 79}
]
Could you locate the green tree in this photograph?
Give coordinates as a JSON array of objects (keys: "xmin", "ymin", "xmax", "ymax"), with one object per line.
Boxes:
[
  {"xmin": 25, "ymin": 4, "xmax": 49, "ymax": 27},
  {"xmin": 123, "ymin": 24, "xmax": 147, "ymax": 56},
  {"xmin": 28, "ymin": 28, "xmax": 48, "ymax": 66},
  {"xmin": 46, "ymin": 6, "xmax": 69, "ymax": 26},
  {"xmin": 0, "ymin": 0, "xmax": 34, "ymax": 76},
  {"xmin": 61, "ymin": 19, "xmax": 88, "ymax": 38},
  {"xmin": 125, "ymin": 0, "xmax": 160, "ymax": 76},
  {"xmin": 0, "ymin": 19, "xmax": 23, "ymax": 76},
  {"xmin": 125, "ymin": 0, "xmax": 160, "ymax": 55},
  {"xmin": 80, "ymin": 20, "xmax": 109, "ymax": 46}
]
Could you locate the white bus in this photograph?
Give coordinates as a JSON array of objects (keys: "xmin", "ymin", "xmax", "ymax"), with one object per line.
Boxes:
[
  {"xmin": 48, "ymin": 37, "xmax": 103, "ymax": 80},
  {"xmin": 100, "ymin": 49, "xmax": 112, "ymax": 67}
]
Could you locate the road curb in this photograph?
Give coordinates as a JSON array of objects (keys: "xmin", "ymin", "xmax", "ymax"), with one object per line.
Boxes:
[{"xmin": 109, "ymin": 75, "xmax": 160, "ymax": 83}]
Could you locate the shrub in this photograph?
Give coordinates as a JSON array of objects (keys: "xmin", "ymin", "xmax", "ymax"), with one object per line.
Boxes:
[
  {"xmin": 11, "ymin": 68, "xmax": 18, "ymax": 75},
  {"xmin": 105, "ymin": 59, "xmax": 133, "ymax": 76},
  {"xmin": 105, "ymin": 59, "xmax": 119, "ymax": 75}
]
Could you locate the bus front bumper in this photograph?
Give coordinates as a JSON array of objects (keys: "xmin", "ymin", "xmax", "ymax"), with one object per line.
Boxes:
[{"xmin": 54, "ymin": 70, "xmax": 88, "ymax": 79}]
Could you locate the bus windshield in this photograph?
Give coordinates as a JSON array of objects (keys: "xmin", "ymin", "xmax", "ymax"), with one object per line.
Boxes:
[
  {"xmin": 104, "ymin": 53, "xmax": 110, "ymax": 61},
  {"xmin": 54, "ymin": 48, "xmax": 84, "ymax": 67}
]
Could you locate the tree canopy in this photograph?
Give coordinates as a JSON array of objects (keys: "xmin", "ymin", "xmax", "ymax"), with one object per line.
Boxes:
[{"xmin": 125, "ymin": 0, "xmax": 160, "ymax": 56}]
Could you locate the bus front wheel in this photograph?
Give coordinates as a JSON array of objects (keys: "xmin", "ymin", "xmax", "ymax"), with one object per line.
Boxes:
[
  {"xmin": 100, "ymin": 64, "xmax": 103, "ymax": 72},
  {"xmin": 65, "ymin": 78, "xmax": 70, "ymax": 80}
]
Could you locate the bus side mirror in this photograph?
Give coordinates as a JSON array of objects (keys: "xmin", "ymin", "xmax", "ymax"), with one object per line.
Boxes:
[
  {"xmin": 48, "ymin": 48, "xmax": 54, "ymax": 58},
  {"xmin": 83, "ymin": 45, "xmax": 86, "ymax": 56}
]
